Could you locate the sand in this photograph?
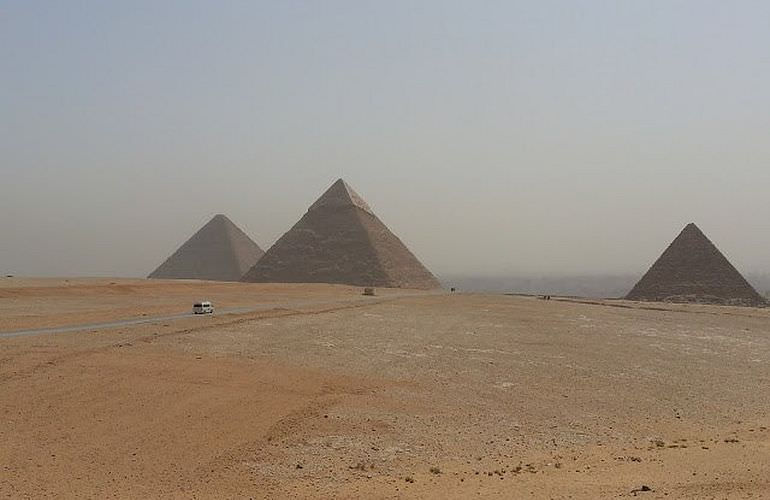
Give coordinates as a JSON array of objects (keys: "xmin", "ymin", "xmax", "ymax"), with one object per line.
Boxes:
[{"xmin": 1, "ymin": 278, "xmax": 768, "ymax": 498}]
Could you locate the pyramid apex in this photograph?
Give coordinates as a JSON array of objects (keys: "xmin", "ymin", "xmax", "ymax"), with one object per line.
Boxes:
[
  {"xmin": 679, "ymin": 222, "xmax": 706, "ymax": 237},
  {"xmin": 207, "ymin": 214, "xmax": 233, "ymax": 227},
  {"xmin": 331, "ymin": 178, "xmax": 356, "ymax": 193},
  {"xmin": 308, "ymin": 179, "xmax": 372, "ymax": 214}
]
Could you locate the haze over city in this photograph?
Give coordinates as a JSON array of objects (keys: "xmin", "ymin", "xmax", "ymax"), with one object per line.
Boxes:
[{"xmin": 3, "ymin": 1, "xmax": 769, "ymax": 280}]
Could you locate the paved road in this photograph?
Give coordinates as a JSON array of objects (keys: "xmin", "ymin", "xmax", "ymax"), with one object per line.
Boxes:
[
  {"xmin": 0, "ymin": 292, "xmax": 439, "ymax": 339},
  {"xmin": 0, "ymin": 306, "xmax": 259, "ymax": 339}
]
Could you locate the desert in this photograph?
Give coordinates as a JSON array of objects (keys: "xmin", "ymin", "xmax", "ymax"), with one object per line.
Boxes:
[{"xmin": 1, "ymin": 278, "xmax": 768, "ymax": 498}]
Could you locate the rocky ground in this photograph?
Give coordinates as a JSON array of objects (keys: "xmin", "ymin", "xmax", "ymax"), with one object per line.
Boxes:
[{"xmin": 1, "ymin": 279, "xmax": 768, "ymax": 498}]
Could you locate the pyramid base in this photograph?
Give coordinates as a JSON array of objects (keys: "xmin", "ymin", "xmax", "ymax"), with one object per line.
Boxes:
[{"xmin": 627, "ymin": 294, "xmax": 767, "ymax": 308}]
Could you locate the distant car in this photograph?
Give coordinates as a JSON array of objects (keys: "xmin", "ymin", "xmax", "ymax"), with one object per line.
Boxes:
[
  {"xmin": 363, "ymin": 287, "xmax": 375, "ymax": 296},
  {"xmin": 193, "ymin": 301, "xmax": 214, "ymax": 314}
]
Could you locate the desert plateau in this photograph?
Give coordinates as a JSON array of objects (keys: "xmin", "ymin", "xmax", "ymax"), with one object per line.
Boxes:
[{"xmin": 1, "ymin": 278, "xmax": 768, "ymax": 499}]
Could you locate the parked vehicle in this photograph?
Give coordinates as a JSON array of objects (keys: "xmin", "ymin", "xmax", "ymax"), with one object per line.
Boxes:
[{"xmin": 193, "ymin": 301, "xmax": 214, "ymax": 314}]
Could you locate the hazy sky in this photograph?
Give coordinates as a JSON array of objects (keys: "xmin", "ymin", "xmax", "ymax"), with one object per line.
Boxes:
[{"xmin": 2, "ymin": 1, "xmax": 769, "ymax": 278}]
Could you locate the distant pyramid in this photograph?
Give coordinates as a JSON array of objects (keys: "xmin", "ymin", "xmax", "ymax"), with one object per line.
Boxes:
[
  {"xmin": 149, "ymin": 214, "xmax": 264, "ymax": 282},
  {"xmin": 241, "ymin": 179, "xmax": 440, "ymax": 289},
  {"xmin": 626, "ymin": 223, "xmax": 765, "ymax": 306}
]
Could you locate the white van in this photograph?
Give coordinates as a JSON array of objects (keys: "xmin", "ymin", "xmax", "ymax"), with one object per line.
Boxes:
[{"xmin": 193, "ymin": 301, "xmax": 214, "ymax": 314}]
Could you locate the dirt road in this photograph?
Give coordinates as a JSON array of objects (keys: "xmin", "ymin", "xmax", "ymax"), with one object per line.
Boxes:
[{"xmin": 0, "ymin": 294, "xmax": 434, "ymax": 339}]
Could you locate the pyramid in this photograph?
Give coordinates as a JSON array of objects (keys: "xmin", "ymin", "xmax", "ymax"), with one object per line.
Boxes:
[
  {"xmin": 241, "ymin": 179, "xmax": 440, "ymax": 289},
  {"xmin": 626, "ymin": 223, "xmax": 765, "ymax": 306},
  {"xmin": 149, "ymin": 214, "xmax": 264, "ymax": 282}
]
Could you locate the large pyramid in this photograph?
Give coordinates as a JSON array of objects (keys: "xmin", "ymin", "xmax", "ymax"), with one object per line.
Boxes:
[
  {"xmin": 626, "ymin": 223, "xmax": 765, "ymax": 306},
  {"xmin": 149, "ymin": 214, "xmax": 264, "ymax": 282},
  {"xmin": 241, "ymin": 179, "xmax": 440, "ymax": 289}
]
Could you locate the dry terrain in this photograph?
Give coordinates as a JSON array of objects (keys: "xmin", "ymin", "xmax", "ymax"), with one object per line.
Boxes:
[{"xmin": 1, "ymin": 278, "xmax": 769, "ymax": 499}]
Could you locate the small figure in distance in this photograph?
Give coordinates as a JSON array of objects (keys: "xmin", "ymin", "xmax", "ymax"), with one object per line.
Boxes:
[
  {"xmin": 450, "ymin": 287, "xmax": 456, "ymax": 293},
  {"xmin": 363, "ymin": 287, "xmax": 375, "ymax": 296}
]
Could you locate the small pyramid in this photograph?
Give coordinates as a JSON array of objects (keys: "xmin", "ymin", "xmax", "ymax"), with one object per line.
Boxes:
[
  {"xmin": 241, "ymin": 179, "xmax": 440, "ymax": 289},
  {"xmin": 626, "ymin": 223, "xmax": 765, "ymax": 306},
  {"xmin": 149, "ymin": 214, "xmax": 264, "ymax": 282}
]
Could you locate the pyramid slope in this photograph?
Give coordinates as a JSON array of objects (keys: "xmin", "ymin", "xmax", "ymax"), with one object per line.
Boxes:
[
  {"xmin": 242, "ymin": 180, "xmax": 440, "ymax": 289},
  {"xmin": 626, "ymin": 223, "xmax": 765, "ymax": 306},
  {"xmin": 149, "ymin": 214, "xmax": 264, "ymax": 282}
]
